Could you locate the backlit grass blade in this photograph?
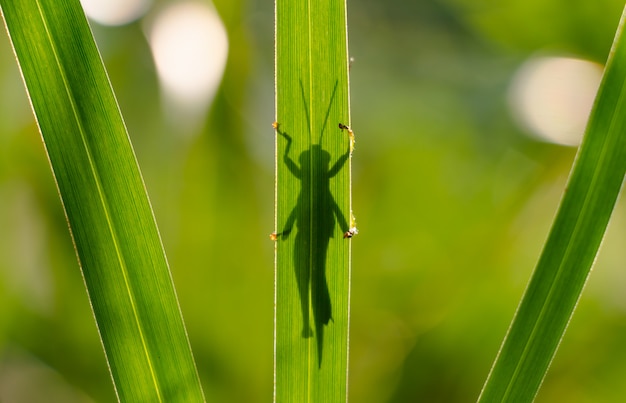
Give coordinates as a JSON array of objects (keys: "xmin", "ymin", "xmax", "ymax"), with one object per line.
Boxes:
[
  {"xmin": 0, "ymin": 0, "xmax": 205, "ymax": 401},
  {"xmin": 478, "ymin": 6, "xmax": 626, "ymax": 402},
  {"xmin": 274, "ymin": 0, "xmax": 353, "ymax": 401}
]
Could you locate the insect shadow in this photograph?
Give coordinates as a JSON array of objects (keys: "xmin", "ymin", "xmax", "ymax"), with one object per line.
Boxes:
[{"xmin": 274, "ymin": 83, "xmax": 351, "ymax": 367}]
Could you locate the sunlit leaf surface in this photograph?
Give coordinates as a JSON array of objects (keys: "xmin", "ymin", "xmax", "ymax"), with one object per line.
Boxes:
[
  {"xmin": 0, "ymin": 0, "xmax": 204, "ymax": 401},
  {"xmin": 274, "ymin": 0, "xmax": 353, "ymax": 401}
]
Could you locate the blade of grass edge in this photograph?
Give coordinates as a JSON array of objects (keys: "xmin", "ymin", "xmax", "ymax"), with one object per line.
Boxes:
[
  {"xmin": 274, "ymin": 0, "xmax": 352, "ymax": 401},
  {"xmin": 478, "ymin": 6, "xmax": 626, "ymax": 403},
  {"xmin": 0, "ymin": 0, "xmax": 205, "ymax": 401}
]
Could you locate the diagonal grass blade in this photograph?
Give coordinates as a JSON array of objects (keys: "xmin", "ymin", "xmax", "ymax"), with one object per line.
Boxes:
[
  {"xmin": 478, "ymin": 6, "xmax": 626, "ymax": 402},
  {"xmin": 0, "ymin": 0, "xmax": 205, "ymax": 401}
]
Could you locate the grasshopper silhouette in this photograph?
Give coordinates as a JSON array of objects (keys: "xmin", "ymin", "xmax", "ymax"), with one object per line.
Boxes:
[{"xmin": 275, "ymin": 123, "xmax": 350, "ymax": 367}]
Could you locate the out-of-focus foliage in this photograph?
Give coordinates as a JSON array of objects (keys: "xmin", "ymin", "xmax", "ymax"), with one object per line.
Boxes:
[{"xmin": 1, "ymin": 0, "xmax": 626, "ymax": 402}]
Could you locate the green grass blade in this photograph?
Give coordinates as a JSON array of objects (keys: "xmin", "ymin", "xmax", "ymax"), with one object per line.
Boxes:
[
  {"xmin": 478, "ymin": 6, "xmax": 626, "ymax": 402},
  {"xmin": 274, "ymin": 0, "xmax": 352, "ymax": 401},
  {"xmin": 0, "ymin": 0, "xmax": 205, "ymax": 401}
]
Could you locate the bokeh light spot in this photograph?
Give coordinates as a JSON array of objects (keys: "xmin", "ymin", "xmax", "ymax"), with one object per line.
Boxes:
[
  {"xmin": 148, "ymin": 2, "xmax": 228, "ymax": 116},
  {"xmin": 80, "ymin": 0, "xmax": 151, "ymax": 26},
  {"xmin": 508, "ymin": 56, "xmax": 603, "ymax": 146}
]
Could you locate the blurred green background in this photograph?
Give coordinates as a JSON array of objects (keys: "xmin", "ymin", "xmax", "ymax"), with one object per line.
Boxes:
[{"xmin": 2, "ymin": 0, "xmax": 626, "ymax": 402}]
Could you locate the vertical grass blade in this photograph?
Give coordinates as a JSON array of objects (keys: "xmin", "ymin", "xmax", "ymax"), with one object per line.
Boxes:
[
  {"xmin": 0, "ymin": 0, "xmax": 205, "ymax": 401},
  {"xmin": 274, "ymin": 0, "xmax": 352, "ymax": 401},
  {"xmin": 478, "ymin": 6, "xmax": 626, "ymax": 402}
]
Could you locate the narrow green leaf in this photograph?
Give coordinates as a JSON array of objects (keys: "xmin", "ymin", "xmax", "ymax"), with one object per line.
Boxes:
[
  {"xmin": 274, "ymin": 0, "xmax": 353, "ymax": 401},
  {"xmin": 0, "ymin": 0, "xmax": 204, "ymax": 401},
  {"xmin": 478, "ymin": 7, "xmax": 626, "ymax": 402}
]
